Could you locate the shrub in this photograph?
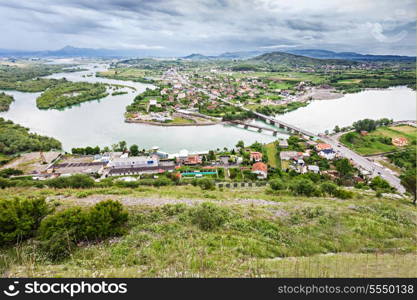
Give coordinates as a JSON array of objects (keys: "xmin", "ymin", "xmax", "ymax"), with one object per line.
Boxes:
[
  {"xmin": 290, "ymin": 179, "xmax": 321, "ymax": 197},
  {"xmin": 334, "ymin": 188, "xmax": 354, "ymax": 199},
  {"xmin": 370, "ymin": 176, "xmax": 392, "ymax": 192},
  {"xmin": 37, "ymin": 200, "xmax": 128, "ymax": 260},
  {"xmin": 0, "ymin": 168, "xmax": 23, "ymax": 178},
  {"xmin": 46, "ymin": 174, "xmax": 95, "ymax": 189},
  {"xmin": 153, "ymin": 177, "xmax": 172, "ymax": 187},
  {"xmin": 190, "ymin": 202, "xmax": 230, "ymax": 231},
  {"xmin": 196, "ymin": 178, "xmax": 215, "ymax": 190},
  {"xmin": 0, "ymin": 197, "xmax": 50, "ymax": 244},
  {"xmin": 320, "ymin": 181, "xmax": 338, "ymax": 196},
  {"xmin": 269, "ymin": 178, "xmax": 285, "ymax": 191}
]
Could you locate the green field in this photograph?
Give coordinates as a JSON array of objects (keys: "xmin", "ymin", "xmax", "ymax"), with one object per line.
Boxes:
[
  {"xmin": 264, "ymin": 141, "xmax": 278, "ymax": 168},
  {"xmin": 340, "ymin": 125, "xmax": 417, "ymax": 155},
  {"xmin": 0, "ymin": 185, "xmax": 415, "ymax": 278}
]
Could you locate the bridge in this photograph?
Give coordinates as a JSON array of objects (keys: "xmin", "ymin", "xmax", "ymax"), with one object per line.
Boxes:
[{"xmin": 229, "ymin": 120, "xmax": 280, "ymax": 136}]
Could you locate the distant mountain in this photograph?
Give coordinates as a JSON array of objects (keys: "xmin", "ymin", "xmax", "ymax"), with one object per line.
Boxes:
[
  {"xmin": 284, "ymin": 49, "xmax": 416, "ymax": 61},
  {"xmin": 0, "ymin": 46, "xmax": 161, "ymax": 58},
  {"xmin": 217, "ymin": 50, "xmax": 267, "ymax": 59},
  {"xmin": 247, "ymin": 51, "xmax": 355, "ymax": 67},
  {"xmin": 182, "ymin": 53, "xmax": 216, "ymax": 60}
]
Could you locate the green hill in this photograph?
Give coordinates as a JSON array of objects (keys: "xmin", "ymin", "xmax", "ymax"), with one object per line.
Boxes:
[
  {"xmin": 247, "ymin": 51, "xmax": 357, "ymax": 67},
  {"xmin": 1, "ymin": 185, "xmax": 415, "ymax": 278}
]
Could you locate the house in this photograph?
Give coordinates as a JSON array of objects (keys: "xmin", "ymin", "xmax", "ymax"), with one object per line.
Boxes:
[
  {"xmin": 149, "ymin": 99, "xmax": 158, "ymax": 106},
  {"xmin": 279, "ymin": 151, "xmax": 300, "ymax": 161},
  {"xmin": 184, "ymin": 155, "xmax": 202, "ymax": 165},
  {"xmin": 307, "ymin": 165, "xmax": 320, "ymax": 174},
  {"xmin": 251, "ymin": 162, "xmax": 268, "ymax": 179},
  {"xmin": 279, "ymin": 140, "xmax": 289, "ymax": 148},
  {"xmin": 250, "ymin": 151, "xmax": 263, "ymax": 162},
  {"xmin": 318, "ymin": 149, "xmax": 336, "ymax": 160},
  {"xmin": 315, "ymin": 143, "xmax": 333, "ymax": 152},
  {"xmin": 392, "ymin": 137, "xmax": 408, "ymax": 147}
]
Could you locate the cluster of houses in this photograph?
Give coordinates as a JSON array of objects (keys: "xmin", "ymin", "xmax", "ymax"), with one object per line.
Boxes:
[{"xmin": 279, "ymin": 142, "xmax": 338, "ymax": 174}]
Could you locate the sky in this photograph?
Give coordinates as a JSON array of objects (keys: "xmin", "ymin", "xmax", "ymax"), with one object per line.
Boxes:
[{"xmin": 0, "ymin": 0, "xmax": 415, "ymax": 56}]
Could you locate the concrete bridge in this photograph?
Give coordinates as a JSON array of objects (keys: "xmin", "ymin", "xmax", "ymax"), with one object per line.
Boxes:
[{"xmin": 229, "ymin": 120, "xmax": 280, "ymax": 136}]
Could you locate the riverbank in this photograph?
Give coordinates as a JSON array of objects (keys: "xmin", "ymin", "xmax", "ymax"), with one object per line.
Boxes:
[{"xmin": 125, "ymin": 119, "xmax": 222, "ymax": 126}]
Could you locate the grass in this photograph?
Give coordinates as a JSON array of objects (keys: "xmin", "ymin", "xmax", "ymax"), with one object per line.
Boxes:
[
  {"xmin": 0, "ymin": 184, "xmax": 415, "ymax": 277},
  {"xmin": 340, "ymin": 125, "xmax": 417, "ymax": 155},
  {"xmin": 264, "ymin": 142, "xmax": 278, "ymax": 168},
  {"xmin": 169, "ymin": 117, "xmax": 195, "ymax": 124}
]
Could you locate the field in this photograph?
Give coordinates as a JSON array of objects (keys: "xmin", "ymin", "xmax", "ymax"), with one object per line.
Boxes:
[
  {"xmin": 0, "ymin": 185, "xmax": 415, "ymax": 278},
  {"xmin": 340, "ymin": 125, "xmax": 417, "ymax": 155},
  {"xmin": 264, "ymin": 141, "xmax": 278, "ymax": 168},
  {"xmin": 96, "ymin": 68, "xmax": 157, "ymax": 82}
]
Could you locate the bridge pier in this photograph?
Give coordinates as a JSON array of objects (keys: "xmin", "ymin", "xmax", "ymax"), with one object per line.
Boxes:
[
  {"xmin": 258, "ymin": 128, "xmax": 262, "ymax": 133},
  {"xmin": 273, "ymin": 131, "xmax": 277, "ymax": 136},
  {"xmin": 279, "ymin": 124, "xmax": 285, "ymax": 129},
  {"xmin": 269, "ymin": 120, "xmax": 275, "ymax": 126},
  {"xmin": 244, "ymin": 125, "xmax": 248, "ymax": 129}
]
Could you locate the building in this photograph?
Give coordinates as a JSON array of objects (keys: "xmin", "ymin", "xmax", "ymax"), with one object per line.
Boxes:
[
  {"xmin": 108, "ymin": 156, "xmax": 159, "ymax": 169},
  {"xmin": 279, "ymin": 151, "xmax": 300, "ymax": 161},
  {"xmin": 318, "ymin": 149, "xmax": 336, "ymax": 160},
  {"xmin": 307, "ymin": 165, "xmax": 320, "ymax": 174},
  {"xmin": 279, "ymin": 140, "xmax": 289, "ymax": 148},
  {"xmin": 315, "ymin": 143, "xmax": 333, "ymax": 152},
  {"xmin": 250, "ymin": 151, "xmax": 263, "ymax": 162},
  {"xmin": 252, "ymin": 162, "xmax": 268, "ymax": 179},
  {"xmin": 392, "ymin": 137, "xmax": 408, "ymax": 147},
  {"xmin": 184, "ymin": 155, "xmax": 202, "ymax": 165}
]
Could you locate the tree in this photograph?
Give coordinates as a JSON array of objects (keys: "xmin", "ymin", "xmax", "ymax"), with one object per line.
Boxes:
[
  {"xmin": 236, "ymin": 140, "xmax": 244, "ymax": 149},
  {"xmin": 335, "ymin": 158, "xmax": 354, "ymax": 180},
  {"xmin": 400, "ymin": 168, "xmax": 416, "ymax": 205},
  {"xmin": 333, "ymin": 125, "xmax": 340, "ymax": 133},
  {"xmin": 118, "ymin": 141, "xmax": 127, "ymax": 152},
  {"xmin": 129, "ymin": 144, "xmax": 139, "ymax": 156},
  {"xmin": 269, "ymin": 178, "xmax": 285, "ymax": 191}
]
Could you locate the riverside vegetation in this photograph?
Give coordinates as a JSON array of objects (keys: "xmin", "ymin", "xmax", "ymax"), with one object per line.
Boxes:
[{"xmin": 0, "ymin": 92, "xmax": 14, "ymax": 112}]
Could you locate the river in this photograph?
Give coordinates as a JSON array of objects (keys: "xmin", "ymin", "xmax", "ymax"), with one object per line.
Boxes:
[{"xmin": 0, "ymin": 65, "xmax": 415, "ymax": 153}]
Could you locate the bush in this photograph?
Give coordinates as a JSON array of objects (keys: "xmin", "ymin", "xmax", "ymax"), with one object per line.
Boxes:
[
  {"xmin": 370, "ymin": 176, "xmax": 392, "ymax": 192},
  {"xmin": 0, "ymin": 197, "xmax": 50, "ymax": 244},
  {"xmin": 334, "ymin": 188, "xmax": 354, "ymax": 199},
  {"xmin": 269, "ymin": 178, "xmax": 285, "ymax": 191},
  {"xmin": 196, "ymin": 178, "xmax": 215, "ymax": 190},
  {"xmin": 0, "ymin": 168, "xmax": 23, "ymax": 178},
  {"xmin": 320, "ymin": 181, "xmax": 338, "ymax": 196},
  {"xmin": 46, "ymin": 174, "xmax": 95, "ymax": 189},
  {"xmin": 153, "ymin": 177, "xmax": 172, "ymax": 187},
  {"xmin": 290, "ymin": 179, "xmax": 321, "ymax": 197},
  {"xmin": 37, "ymin": 200, "xmax": 128, "ymax": 261},
  {"xmin": 190, "ymin": 203, "xmax": 230, "ymax": 231}
]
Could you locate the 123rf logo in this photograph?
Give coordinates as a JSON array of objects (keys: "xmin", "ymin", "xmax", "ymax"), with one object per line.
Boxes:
[
  {"xmin": 3, "ymin": 281, "xmax": 127, "ymax": 297},
  {"xmin": 3, "ymin": 281, "xmax": 20, "ymax": 297}
]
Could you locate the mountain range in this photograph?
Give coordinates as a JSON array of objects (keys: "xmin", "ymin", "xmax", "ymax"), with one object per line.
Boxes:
[{"xmin": 0, "ymin": 46, "xmax": 414, "ymax": 62}]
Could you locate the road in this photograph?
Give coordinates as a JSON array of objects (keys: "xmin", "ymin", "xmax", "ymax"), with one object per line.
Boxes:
[{"xmin": 321, "ymin": 135, "xmax": 406, "ymax": 194}]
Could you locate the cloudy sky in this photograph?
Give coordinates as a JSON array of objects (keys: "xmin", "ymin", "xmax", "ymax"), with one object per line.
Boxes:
[{"xmin": 0, "ymin": 0, "xmax": 415, "ymax": 56}]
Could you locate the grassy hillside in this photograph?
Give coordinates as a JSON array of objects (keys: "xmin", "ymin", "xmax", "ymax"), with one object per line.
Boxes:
[
  {"xmin": 1, "ymin": 185, "xmax": 415, "ymax": 278},
  {"xmin": 248, "ymin": 51, "xmax": 355, "ymax": 67},
  {"xmin": 340, "ymin": 125, "xmax": 417, "ymax": 155}
]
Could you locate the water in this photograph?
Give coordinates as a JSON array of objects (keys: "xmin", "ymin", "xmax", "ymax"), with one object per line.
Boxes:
[
  {"xmin": 278, "ymin": 86, "xmax": 416, "ymax": 134},
  {"xmin": 0, "ymin": 65, "xmax": 281, "ymax": 153},
  {"xmin": 0, "ymin": 65, "xmax": 415, "ymax": 153}
]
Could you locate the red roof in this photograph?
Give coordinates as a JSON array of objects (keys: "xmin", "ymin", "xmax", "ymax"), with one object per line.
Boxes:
[
  {"xmin": 315, "ymin": 143, "xmax": 332, "ymax": 151},
  {"xmin": 185, "ymin": 155, "xmax": 202, "ymax": 165},
  {"xmin": 250, "ymin": 151, "xmax": 263, "ymax": 161},
  {"xmin": 252, "ymin": 162, "xmax": 267, "ymax": 173}
]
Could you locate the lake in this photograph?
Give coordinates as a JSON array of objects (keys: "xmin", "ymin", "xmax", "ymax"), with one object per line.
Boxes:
[{"xmin": 1, "ymin": 65, "xmax": 415, "ymax": 153}]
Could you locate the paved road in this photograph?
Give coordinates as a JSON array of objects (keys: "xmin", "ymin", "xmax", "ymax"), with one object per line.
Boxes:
[{"xmin": 321, "ymin": 135, "xmax": 406, "ymax": 193}]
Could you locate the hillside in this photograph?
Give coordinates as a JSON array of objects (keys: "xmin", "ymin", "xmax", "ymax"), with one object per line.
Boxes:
[
  {"xmin": 0, "ymin": 185, "xmax": 415, "ymax": 278},
  {"xmin": 248, "ymin": 51, "xmax": 356, "ymax": 67}
]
